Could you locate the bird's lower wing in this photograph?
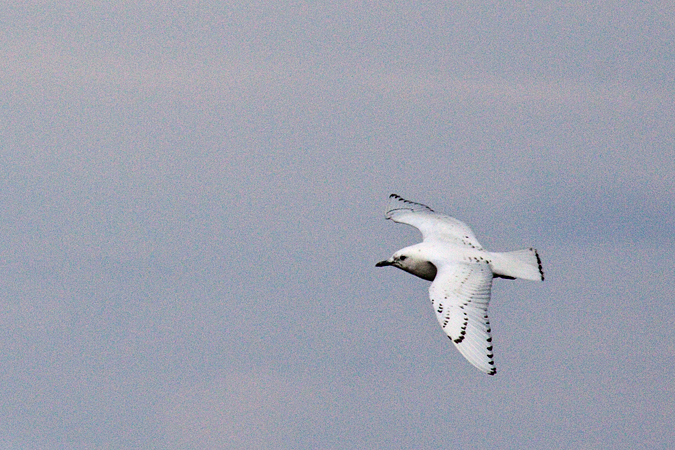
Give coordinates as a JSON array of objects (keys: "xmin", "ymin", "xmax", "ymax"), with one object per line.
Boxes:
[{"xmin": 429, "ymin": 262, "xmax": 496, "ymax": 375}]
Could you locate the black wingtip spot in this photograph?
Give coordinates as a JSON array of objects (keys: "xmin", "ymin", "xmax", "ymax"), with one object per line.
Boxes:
[
  {"xmin": 388, "ymin": 194, "xmax": 435, "ymax": 213},
  {"xmin": 533, "ymin": 248, "xmax": 545, "ymax": 281},
  {"xmin": 449, "ymin": 335, "xmax": 465, "ymax": 344}
]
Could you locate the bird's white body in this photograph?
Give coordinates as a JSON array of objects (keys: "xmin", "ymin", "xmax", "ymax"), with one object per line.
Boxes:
[{"xmin": 376, "ymin": 194, "xmax": 544, "ymax": 375}]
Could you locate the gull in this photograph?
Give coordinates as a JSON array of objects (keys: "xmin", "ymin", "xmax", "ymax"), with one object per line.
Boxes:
[{"xmin": 376, "ymin": 194, "xmax": 544, "ymax": 375}]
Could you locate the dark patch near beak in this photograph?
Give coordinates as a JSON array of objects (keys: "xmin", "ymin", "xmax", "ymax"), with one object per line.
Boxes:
[{"xmin": 375, "ymin": 260, "xmax": 393, "ymax": 267}]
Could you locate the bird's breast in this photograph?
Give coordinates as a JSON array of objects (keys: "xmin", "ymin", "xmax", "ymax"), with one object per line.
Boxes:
[{"xmin": 401, "ymin": 260, "xmax": 437, "ymax": 281}]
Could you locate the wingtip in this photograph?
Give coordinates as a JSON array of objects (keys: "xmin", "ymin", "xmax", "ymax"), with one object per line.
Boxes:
[
  {"xmin": 533, "ymin": 248, "xmax": 545, "ymax": 281},
  {"xmin": 384, "ymin": 194, "xmax": 435, "ymax": 219},
  {"xmin": 486, "ymin": 352, "xmax": 497, "ymax": 376}
]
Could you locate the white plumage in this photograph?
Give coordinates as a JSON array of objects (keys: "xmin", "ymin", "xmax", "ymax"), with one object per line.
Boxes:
[{"xmin": 376, "ymin": 194, "xmax": 544, "ymax": 375}]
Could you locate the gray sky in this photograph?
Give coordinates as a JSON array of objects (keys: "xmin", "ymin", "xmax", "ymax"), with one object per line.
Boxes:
[{"xmin": 2, "ymin": 1, "xmax": 674, "ymax": 448}]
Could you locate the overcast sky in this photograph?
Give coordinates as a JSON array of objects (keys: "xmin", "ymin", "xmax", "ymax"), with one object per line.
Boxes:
[{"xmin": 1, "ymin": 1, "xmax": 674, "ymax": 449}]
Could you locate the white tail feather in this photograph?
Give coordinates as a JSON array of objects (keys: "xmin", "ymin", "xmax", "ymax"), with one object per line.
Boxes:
[{"xmin": 489, "ymin": 248, "xmax": 544, "ymax": 281}]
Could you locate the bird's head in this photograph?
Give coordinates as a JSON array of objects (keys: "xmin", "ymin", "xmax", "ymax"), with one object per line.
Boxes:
[
  {"xmin": 376, "ymin": 247, "xmax": 437, "ymax": 281},
  {"xmin": 375, "ymin": 250, "xmax": 410, "ymax": 269}
]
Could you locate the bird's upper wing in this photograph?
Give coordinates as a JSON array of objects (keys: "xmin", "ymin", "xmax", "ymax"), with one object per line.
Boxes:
[
  {"xmin": 429, "ymin": 261, "xmax": 496, "ymax": 375},
  {"xmin": 384, "ymin": 194, "xmax": 483, "ymax": 249}
]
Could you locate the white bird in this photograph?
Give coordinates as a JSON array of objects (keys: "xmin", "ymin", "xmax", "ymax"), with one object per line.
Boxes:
[{"xmin": 376, "ymin": 194, "xmax": 544, "ymax": 375}]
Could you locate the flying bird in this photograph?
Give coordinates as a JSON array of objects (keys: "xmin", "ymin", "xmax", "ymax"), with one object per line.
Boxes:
[{"xmin": 376, "ymin": 194, "xmax": 544, "ymax": 375}]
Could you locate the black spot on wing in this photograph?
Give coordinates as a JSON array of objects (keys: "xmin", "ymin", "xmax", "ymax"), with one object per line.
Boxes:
[
  {"xmin": 453, "ymin": 311, "xmax": 469, "ymax": 344},
  {"xmin": 487, "ymin": 362, "xmax": 496, "ymax": 375},
  {"xmin": 388, "ymin": 194, "xmax": 435, "ymax": 213},
  {"xmin": 532, "ymin": 248, "xmax": 545, "ymax": 280},
  {"xmin": 487, "ymin": 340, "xmax": 496, "ymax": 373}
]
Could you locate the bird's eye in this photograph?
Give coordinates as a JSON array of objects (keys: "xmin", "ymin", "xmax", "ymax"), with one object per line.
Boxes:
[{"xmin": 399, "ymin": 255, "xmax": 407, "ymax": 261}]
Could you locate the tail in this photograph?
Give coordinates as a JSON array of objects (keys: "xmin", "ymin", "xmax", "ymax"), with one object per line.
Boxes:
[{"xmin": 489, "ymin": 248, "xmax": 544, "ymax": 281}]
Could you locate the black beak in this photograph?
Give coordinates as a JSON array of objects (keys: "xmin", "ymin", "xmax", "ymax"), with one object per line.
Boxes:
[{"xmin": 375, "ymin": 260, "xmax": 393, "ymax": 267}]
